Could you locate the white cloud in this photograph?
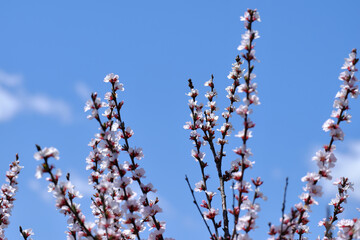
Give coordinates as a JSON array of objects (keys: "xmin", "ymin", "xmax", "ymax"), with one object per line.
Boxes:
[
  {"xmin": 27, "ymin": 179, "xmax": 53, "ymax": 203},
  {"xmin": 323, "ymin": 140, "xmax": 360, "ymax": 200},
  {"xmin": 0, "ymin": 86, "xmax": 21, "ymax": 121},
  {"xmin": 75, "ymin": 81, "xmax": 92, "ymax": 101},
  {"xmin": 0, "ymin": 69, "xmax": 22, "ymax": 87},
  {"xmin": 25, "ymin": 94, "xmax": 72, "ymax": 122},
  {"xmin": 0, "ymin": 69, "xmax": 72, "ymax": 123}
]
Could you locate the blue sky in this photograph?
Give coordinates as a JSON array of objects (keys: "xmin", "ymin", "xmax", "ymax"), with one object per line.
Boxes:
[{"xmin": 1, "ymin": 0, "xmax": 360, "ymax": 239}]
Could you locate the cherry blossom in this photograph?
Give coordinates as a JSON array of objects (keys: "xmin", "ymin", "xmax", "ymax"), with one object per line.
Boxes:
[
  {"xmin": 33, "ymin": 147, "xmax": 59, "ymax": 161},
  {"xmin": 19, "ymin": 227, "xmax": 34, "ymax": 240}
]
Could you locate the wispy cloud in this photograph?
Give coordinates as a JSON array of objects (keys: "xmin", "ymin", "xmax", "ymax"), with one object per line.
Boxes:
[
  {"xmin": 0, "ymin": 69, "xmax": 72, "ymax": 122},
  {"xmin": 323, "ymin": 140, "xmax": 360, "ymax": 200},
  {"xmin": 75, "ymin": 81, "xmax": 92, "ymax": 101},
  {"xmin": 27, "ymin": 179, "xmax": 53, "ymax": 203},
  {"xmin": 0, "ymin": 69, "xmax": 22, "ymax": 87},
  {"xmin": 0, "ymin": 86, "xmax": 21, "ymax": 121},
  {"xmin": 25, "ymin": 95, "xmax": 72, "ymax": 122}
]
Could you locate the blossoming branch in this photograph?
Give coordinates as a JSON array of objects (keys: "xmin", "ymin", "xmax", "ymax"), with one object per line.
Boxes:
[
  {"xmin": 32, "ymin": 74, "xmax": 174, "ymax": 240},
  {"xmin": 184, "ymin": 9, "xmax": 265, "ymax": 240}
]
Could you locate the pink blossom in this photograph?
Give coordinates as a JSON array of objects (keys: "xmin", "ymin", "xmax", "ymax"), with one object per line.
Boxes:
[
  {"xmin": 103, "ymin": 73, "xmax": 119, "ymax": 83},
  {"xmin": 34, "ymin": 147, "xmax": 60, "ymax": 160},
  {"xmin": 203, "ymin": 208, "xmax": 219, "ymax": 220}
]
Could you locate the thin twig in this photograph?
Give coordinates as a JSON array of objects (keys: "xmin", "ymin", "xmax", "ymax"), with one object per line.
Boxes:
[
  {"xmin": 279, "ymin": 177, "xmax": 289, "ymax": 240},
  {"xmin": 185, "ymin": 175, "xmax": 215, "ymax": 240}
]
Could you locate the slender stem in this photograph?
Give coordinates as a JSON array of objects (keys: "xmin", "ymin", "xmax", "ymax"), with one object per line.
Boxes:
[
  {"xmin": 279, "ymin": 177, "xmax": 289, "ymax": 240},
  {"xmin": 185, "ymin": 175, "xmax": 216, "ymax": 240}
]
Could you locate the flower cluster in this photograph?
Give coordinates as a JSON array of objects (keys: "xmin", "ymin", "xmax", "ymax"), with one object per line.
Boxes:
[
  {"xmin": 335, "ymin": 218, "xmax": 360, "ymax": 239},
  {"xmin": 0, "ymin": 155, "xmax": 24, "ymax": 240},
  {"xmin": 184, "ymin": 9, "xmax": 265, "ymax": 240}
]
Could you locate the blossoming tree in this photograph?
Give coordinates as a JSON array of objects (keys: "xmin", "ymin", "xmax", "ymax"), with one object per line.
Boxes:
[
  {"xmin": 183, "ymin": 9, "xmax": 359, "ymax": 240},
  {"xmin": 0, "ymin": 8, "xmax": 359, "ymax": 240}
]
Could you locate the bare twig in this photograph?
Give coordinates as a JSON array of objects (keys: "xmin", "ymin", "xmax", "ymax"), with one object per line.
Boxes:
[
  {"xmin": 185, "ymin": 175, "xmax": 216, "ymax": 240},
  {"xmin": 279, "ymin": 177, "xmax": 289, "ymax": 240}
]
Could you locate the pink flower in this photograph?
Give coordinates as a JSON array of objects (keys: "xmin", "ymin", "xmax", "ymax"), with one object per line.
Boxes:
[
  {"xmin": 194, "ymin": 180, "xmax": 205, "ymax": 192},
  {"xmin": 203, "ymin": 208, "xmax": 219, "ymax": 220},
  {"xmin": 103, "ymin": 73, "xmax": 119, "ymax": 83},
  {"xmin": 301, "ymin": 172, "xmax": 320, "ymax": 183},
  {"xmin": 128, "ymin": 147, "xmax": 144, "ymax": 160},
  {"xmin": 240, "ymin": 9, "xmax": 261, "ymax": 22},
  {"xmin": 20, "ymin": 228, "xmax": 34, "ymax": 239},
  {"xmin": 34, "ymin": 147, "xmax": 60, "ymax": 160},
  {"xmin": 330, "ymin": 127, "xmax": 344, "ymax": 141}
]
